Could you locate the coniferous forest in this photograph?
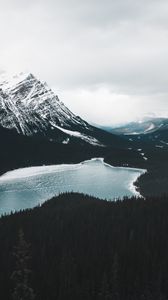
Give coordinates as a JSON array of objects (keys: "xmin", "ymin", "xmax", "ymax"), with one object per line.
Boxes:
[{"xmin": 0, "ymin": 192, "xmax": 168, "ymax": 300}]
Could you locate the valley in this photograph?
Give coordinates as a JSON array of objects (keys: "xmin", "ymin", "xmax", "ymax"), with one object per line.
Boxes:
[{"xmin": 0, "ymin": 73, "xmax": 167, "ymax": 201}]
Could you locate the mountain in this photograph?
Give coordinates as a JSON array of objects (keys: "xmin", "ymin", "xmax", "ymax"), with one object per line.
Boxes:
[
  {"xmin": 102, "ymin": 117, "xmax": 168, "ymax": 151},
  {"xmin": 107, "ymin": 118, "xmax": 168, "ymax": 136},
  {"xmin": 106, "ymin": 118, "xmax": 168, "ymax": 149},
  {"xmin": 0, "ymin": 73, "xmax": 122, "ymax": 147},
  {"xmin": 0, "ymin": 72, "xmax": 132, "ymax": 177}
]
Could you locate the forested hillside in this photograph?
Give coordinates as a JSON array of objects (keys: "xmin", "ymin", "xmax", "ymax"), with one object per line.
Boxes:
[{"xmin": 0, "ymin": 193, "xmax": 168, "ymax": 299}]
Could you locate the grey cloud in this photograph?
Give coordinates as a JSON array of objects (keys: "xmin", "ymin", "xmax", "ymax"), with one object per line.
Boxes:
[{"xmin": 0, "ymin": 0, "xmax": 168, "ymax": 124}]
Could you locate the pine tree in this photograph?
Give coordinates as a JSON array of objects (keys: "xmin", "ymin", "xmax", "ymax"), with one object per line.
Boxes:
[
  {"xmin": 100, "ymin": 272, "xmax": 111, "ymax": 299},
  {"xmin": 11, "ymin": 229, "xmax": 35, "ymax": 300},
  {"xmin": 109, "ymin": 252, "xmax": 120, "ymax": 300}
]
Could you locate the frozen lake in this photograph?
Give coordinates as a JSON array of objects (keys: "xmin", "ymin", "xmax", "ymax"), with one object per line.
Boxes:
[{"xmin": 0, "ymin": 158, "xmax": 146, "ymax": 215}]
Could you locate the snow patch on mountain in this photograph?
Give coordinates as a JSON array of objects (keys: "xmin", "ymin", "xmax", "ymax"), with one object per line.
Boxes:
[
  {"xmin": 54, "ymin": 125, "xmax": 103, "ymax": 146},
  {"xmin": 144, "ymin": 123, "xmax": 155, "ymax": 132}
]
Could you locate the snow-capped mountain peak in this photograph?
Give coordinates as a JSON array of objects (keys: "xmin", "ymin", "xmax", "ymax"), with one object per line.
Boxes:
[
  {"xmin": 0, "ymin": 72, "xmax": 35, "ymax": 91},
  {"xmin": 0, "ymin": 73, "xmax": 103, "ymax": 146}
]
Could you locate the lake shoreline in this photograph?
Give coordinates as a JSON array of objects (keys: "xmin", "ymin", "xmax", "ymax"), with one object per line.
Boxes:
[
  {"xmin": 0, "ymin": 157, "xmax": 147, "ymax": 198},
  {"xmin": 92, "ymin": 158, "xmax": 147, "ymax": 198}
]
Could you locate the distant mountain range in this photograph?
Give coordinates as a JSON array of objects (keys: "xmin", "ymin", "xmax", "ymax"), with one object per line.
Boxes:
[
  {"xmin": 101, "ymin": 117, "xmax": 168, "ymax": 148},
  {"xmin": 101, "ymin": 118, "xmax": 167, "ymax": 134}
]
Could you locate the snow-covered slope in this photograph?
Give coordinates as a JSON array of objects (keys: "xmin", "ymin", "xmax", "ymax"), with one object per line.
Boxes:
[{"xmin": 0, "ymin": 73, "xmax": 103, "ymax": 146}]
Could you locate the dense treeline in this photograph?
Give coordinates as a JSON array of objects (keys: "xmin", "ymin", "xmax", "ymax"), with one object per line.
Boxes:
[
  {"xmin": 0, "ymin": 193, "xmax": 168, "ymax": 299},
  {"xmin": 136, "ymin": 148, "xmax": 168, "ymax": 196},
  {"xmin": 0, "ymin": 125, "xmax": 127, "ymax": 177},
  {"xmin": 105, "ymin": 145, "xmax": 168, "ymax": 197}
]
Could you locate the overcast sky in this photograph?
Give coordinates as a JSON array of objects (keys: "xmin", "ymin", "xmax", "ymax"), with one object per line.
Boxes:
[{"xmin": 0, "ymin": 0, "xmax": 168, "ymax": 125}]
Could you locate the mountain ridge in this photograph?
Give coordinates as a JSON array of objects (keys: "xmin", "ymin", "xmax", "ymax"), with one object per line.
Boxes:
[
  {"xmin": 0, "ymin": 73, "xmax": 94, "ymax": 142},
  {"xmin": 0, "ymin": 72, "xmax": 127, "ymax": 148}
]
